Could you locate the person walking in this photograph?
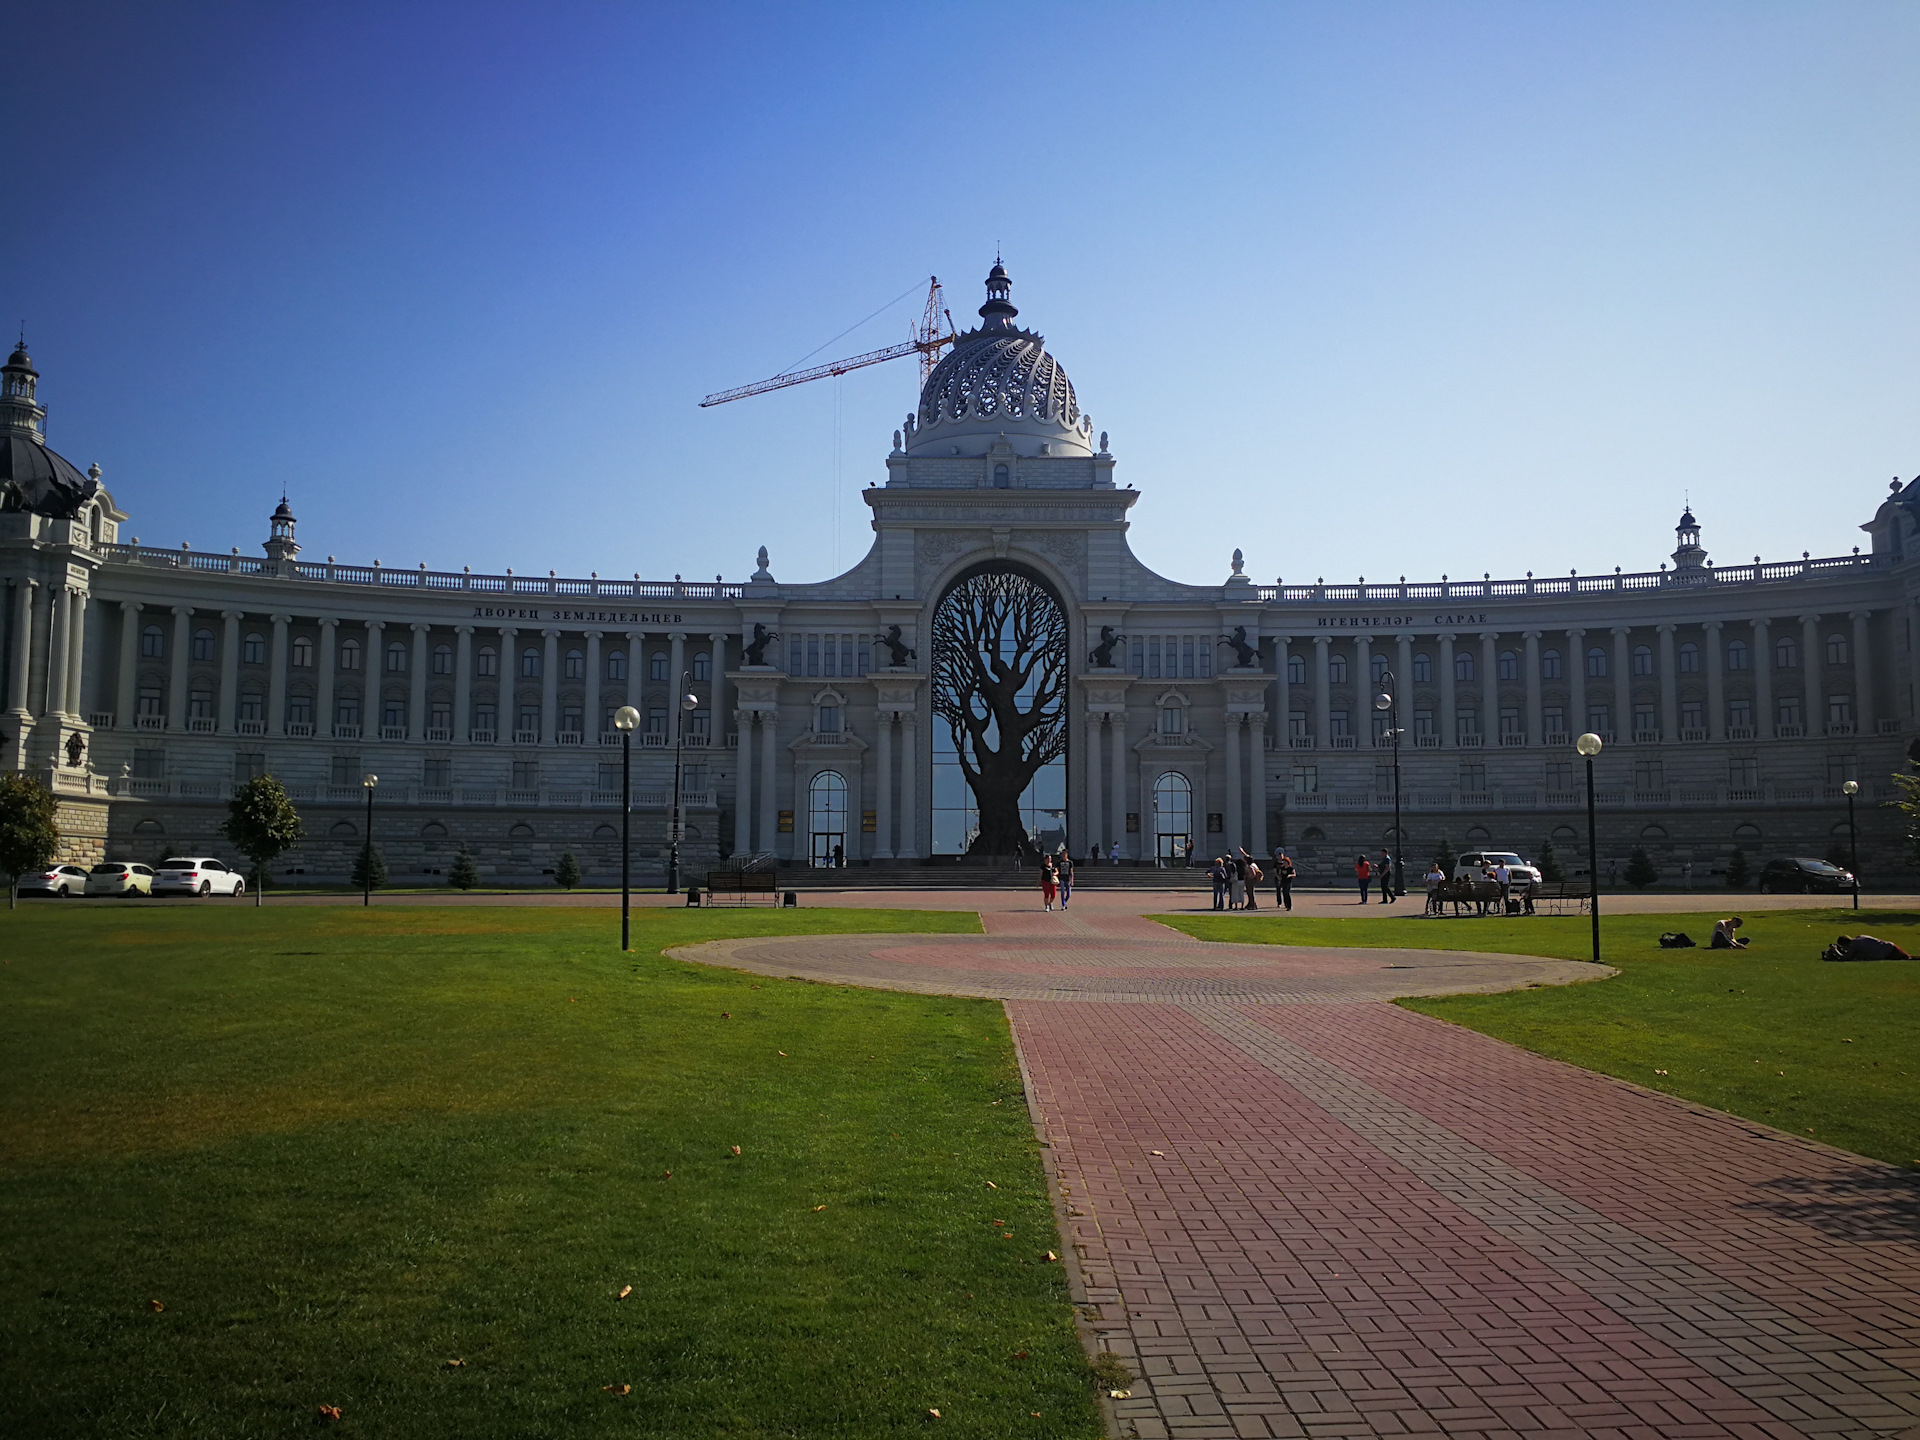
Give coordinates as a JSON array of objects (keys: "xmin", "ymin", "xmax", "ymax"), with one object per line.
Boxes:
[
  {"xmin": 1208, "ymin": 856, "xmax": 1227, "ymax": 911},
  {"xmin": 1229, "ymin": 852, "xmax": 1247, "ymax": 910},
  {"xmin": 1493, "ymin": 859, "xmax": 1512, "ymax": 915},
  {"xmin": 1058, "ymin": 850, "xmax": 1075, "ymax": 909},
  {"xmin": 1040, "ymin": 858, "xmax": 1058, "ymax": 913},
  {"xmin": 1184, "ymin": 836, "xmax": 1195, "ymax": 868},
  {"xmin": 1275, "ymin": 850, "xmax": 1295, "ymax": 911},
  {"xmin": 1425, "ymin": 860, "xmax": 1448, "ymax": 915},
  {"xmin": 1239, "ymin": 848, "xmax": 1261, "ymax": 909},
  {"xmin": 1376, "ymin": 850, "xmax": 1394, "ymax": 904},
  {"xmin": 1355, "ymin": 853, "xmax": 1372, "ymax": 905},
  {"xmin": 1110, "ymin": 840, "xmax": 1121, "ymax": 866}
]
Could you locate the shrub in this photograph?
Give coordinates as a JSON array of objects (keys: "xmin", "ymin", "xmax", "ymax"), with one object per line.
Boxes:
[
  {"xmin": 1536, "ymin": 838, "xmax": 1564, "ymax": 883},
  {"xmin": 1623, "ymin": 845, "xmax": 1659, "ymax": 890},
  {"xmin": 1725, "ymin": 847, "xmax": 1750, "ymax": 888},
  {"xmin": 448, "ymin": 844, "xmax": 479, "ymax": 890},
  {"xmin": 0, "ymin": 772, "xmax": 60, "ymax": 911},
  {"xmin": 555, "ymin": 852, "xmax": 582, "ymax": 889},
  {"xmin": 350, "ymin": 843, "xmax": 388, "ymax": 892}
]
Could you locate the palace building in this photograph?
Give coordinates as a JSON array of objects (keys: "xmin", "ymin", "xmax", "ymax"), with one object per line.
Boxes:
[{"xmin": 3, "ymin": 264, "xmax": 1916, "ymax": 884}]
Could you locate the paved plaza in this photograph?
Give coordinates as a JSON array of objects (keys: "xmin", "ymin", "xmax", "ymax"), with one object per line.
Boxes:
[{"xmin": 673, "ymin": 905, "xmax": 1920, "ymax": 1440}]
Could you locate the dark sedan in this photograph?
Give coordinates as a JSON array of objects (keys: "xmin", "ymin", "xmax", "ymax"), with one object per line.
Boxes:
[{"xmin": 1756, "ymin": 857, "xmax": 1854, "ymax": 894}]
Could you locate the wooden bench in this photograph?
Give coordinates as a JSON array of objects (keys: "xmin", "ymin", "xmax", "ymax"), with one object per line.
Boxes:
[
  {"xmin": 1529, "ymin": 881, "xmax": 1590, "ymax": 916},
  {"xmin": 1425, "ymin": 878, "xmax": 1544, "ymax": 917},
  {"xmin": 700, "ymin": 869, "xmax": 781, "ymax": 906}
]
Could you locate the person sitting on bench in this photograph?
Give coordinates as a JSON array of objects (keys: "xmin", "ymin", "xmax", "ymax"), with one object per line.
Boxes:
[{"xmin": 1709, "ymin": 916, "xmax": 1749, "ymax": 949}]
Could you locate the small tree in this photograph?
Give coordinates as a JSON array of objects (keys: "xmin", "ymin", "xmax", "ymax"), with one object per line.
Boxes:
[
  {"xmin": 1536, "ymin": 838, "xmax": 1564, "ymax": 883},
  {"xmin": 1725, "ymin": 847, "xmax": 1750, "ymax": 888},
  {"xmin": 1623, "ymin": 845, "xmax": 1659, "ymax": 890},
  {"xmin": 554, "ymin": 851, "xmax": 582, "ymax": 889},
  {"xmin": 350, "ymin": 842, "xmax": 388, "ymax": 892},
  {"xmin": 221, "ymin": 774, "xmax": 304, "ymax": 906},
  {"xmin": 0, "ymin": 772, "xmax": 60, "ymax": 911},
  {"xmin": 1893, "ymin": 770, "xmax": 1920, "ymax": 873},
  {"xmin": 448, "ymin": 843, "xmax": 479, "ymax": 890},
  {"xmin": 1434, "ymin": 835, "xmax": 1457, "ymax": 874}
]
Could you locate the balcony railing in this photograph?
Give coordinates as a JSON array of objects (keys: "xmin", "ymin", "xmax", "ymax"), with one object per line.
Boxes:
[
  {"xmin": 237, "ymin": 719, "xmax": 266, "ymax": 735},
  {"xmin": 1413, "ymin": 734, "xmax": 1441, "ymax": 748},
  {"xmin": 1632, "ymin": 729, "xmax": 1661, "ymax": 743},
  {"xmin": 1726, "ymin": 726, "xmax": 1756, "ymax": 740},
  {"xmin": 1457, "ymin": 732, "xmax": 1482, "ymax": 748},
  {"xmin": 426, "ymin": 727, "xmax": 452, "ymax": 743},
  {"xmin": 379, "ymin": 725, "xmax": 406, "ymax": 740},
  {"xmin": 87, "ymin": 711, "xmax": 115, "ymax": 728},
  {"xmin": 1328, "ymin": 735, "xmax": 1356, "ymax": 749},
  {"xmin": 187, "ymin": 717, "xmax": 217, "ymax": 733},
  {"xmin": 1775, "ymin": 724, "xmax": 1805, "ymax": 739},
  {"xmin": 333, "ymin": 724, "xmax": 362, "ymax": 739},
  {"xmin": 1288, "ymin": 736, "xmax": 1316, "ymax": 751},
  {"xmin": 469, "ymin": 728, "xmax": 496, "ymax": 743},
  {"xmin": 1878, "ymin": 717, "xmax": 1900, "ymax": 734},
  {"xmin": 512, "ymin": 730, "xmax": 539, "ymax": 745},
  {"xmin": 1679, "ymin": 727, "xmax": 1707, "ymax": 742},
  {"xmin": 1251, "ymin": 549, "xmax": 1880, "ymax": 603},
  {"xmin": 286, "ymin": 722, "xmax": 315, "ymax": 737},
  {"xmin": 556, "ymin": 731, "xmax": 584, "ymax": 746},
  {"xmin": 1826, "ymin": 722, "xmax": 1856, "ymax": 737},
  {"xmin": 1542, "ymin": 731, "xmax": 1570, "ymax": 746},
  {"xmin": 136, "ymin": 714, "xmax": 165, "ymax": 730},
  {"xmin": 1498, "ymin": 733, "xmax": 1526, "ymax": 747}
]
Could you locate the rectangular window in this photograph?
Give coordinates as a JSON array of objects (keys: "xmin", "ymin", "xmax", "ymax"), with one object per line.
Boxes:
[
  {"xmin": 807, "ymin": 635, "xmax": 820, "ymax": 677},
  {"xmin": 517, "ymin": 704, "xmax": 540, "ymax": 732},
  {"xmin": 1289, "ymin": 710, "xmax": 1307, "ymax": 739},
  {"xmin": 474, "ymin": 703, "xmax": 496, "ymax": 730},
  {"xmin": 561, "ymin": 707, "xmax": 583, "ymax": 734},
  {"xmin": 1498, "ymin": 707, "xmax": 1521, "ymax": 736},
  {"xmin": 788, "ymin": 638, "xmax": 802, "ymax": 676},
  {"xmin": 648, "ymin": 706, "xmax": 666, "ymax": 734},
  {"xmin": 1545, "ymin": 761, "xmax": 1572, "ymax": 792},
  {"xmin": 1634, "ymin": 760, "xmax": 1664, "ymax": 790},
  {"xmin": 1329, "ymin": 709, "xmax": 1349, "ymax": 738},
  {"xmin": 1826, "ymin": 755, "xmax": 1858, "ymax": 785},
  {"xmin": 1181, "ymin": 636, "xmax": 1195, "ymax": 678},
  {"xmin": 1455, "ymin": 708, "xmax": 1477, "ymax": 735},
  {"xmin": 817, "ymin": 705, "xmax": 840, "ymax": 733},
  {"xmin": 1148, "ymin": 637, "xmax": 1161, "ymax": 679},
  {"xmin": 512, "ymin": 760, "xmax": 540, "ymax": 789},
  {"xmin": 1633, "ymin": 705, "xmax": 1656, "ymax": 733},
  {"xmin": 856, "ymin": 642, "xmax": 870, "ymax": 676},
  {"xmin": 239, "ymin": 693, "xmax": 263, "ymax": 723},
  {"xmin": 1197, "ymin": 643, "xmax": 1211, "ymax": 678},
  {"xmin": 1729, "ymin": 758, "xmax": 1759, "ymax": 788},
  {"xmin": 1130, "ymin": 639, "xmax": 1144, "ymax": 676},
  {"xmin": 689, "ymin": 708, "xmax": 711, "ymax": 738},
  {"xmin": 841, "ymin": 636, "xmax": 854, "ymax": 676},
  {"xmin": 287, "ymin": 696, "xmax": 312, "ymax": 724},
  {"xmin": 1680, "ymin": 701, "xmax": 1704, "ymax": 729},
  {"xmin": 1587, "ymin": 704, "xmax": 1611, "ymax": 733},
  {"xmin": 232, "ymin": 753, "xmax": 265, "ymax": 784},
  {"xmin": 683, "ymin": 764, "xmax": 708, "ymax": 792},
  {"xmin": 1827, "ymin": 694, "xmax": 1853, "ymax": 725},
  {"xmin": 1776, "ymin": 697, "xmax": 1802, "ymax": 727},
  {"xmin": 384, "ymin": 700, "xmax": 406, "ymax": 729},
  {"xmin": 137, "ymin": 687, "xmax": 163, "ymax": 717},
  {"xmin": 598, "ymin": 762, "xmax": 621, "ymax": 790},
  {"xmin": 1292, "ymin": 765, "xmax": 1318, "ymax": 794},
  {"xmin": 430, "ymin": 703, "xmax": 452, "ymax": 730},
  {"xmin": 1542, "ymin": 706, "xmax": 1564, "ymax": 734},
  {"xmin": 329, "ymin": 755, "xmax": 360, "ymax": 787},
  {"xmin": 423, "ymin": 757, "xmax": 452, "ymax": 788},
  {"xmin": 1727, "ymin": 698, "xmax": 1752, "ymax": 728},
  {"xmin": 1373, "ymin": 764, "xmax": 1393, "ymax": 792},
  {"xmin": 188, "ymin": 690, "xmax": 214, "ymax": 720},
  {"xmin": 1458, "ymin": 763, "xmax": 1486, "ymax": 790},
  {"xmin": 1414, "ymin": 708, "xmax": 1435, "ymax": 737},
  {"xmin": 335, "ymin": 698, "xmax": 360, "ymax": 726},
  {"xmin": 133, "ymin": 749, "xmax": 166, "ymax": 780},
  {"xmin": 822, "ymin": 635, "xmax": 836, "ymax": 678}
]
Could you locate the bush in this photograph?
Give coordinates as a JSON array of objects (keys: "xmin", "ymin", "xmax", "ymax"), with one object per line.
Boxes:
[
  {"xmin": 448, "ymin": 844, "xmax": 479, "ymax": 890},
  {"xmin": 0, "ymin": 772, "xmax": 60, "ymax": 910},
  {"xmin": 1623, "ymin": 846, "xmax": 1659, "ymax": 890},
  {"xmin": 1725, "ymin": 847, "xmax": 1750, "ymax": 888},
  {"xmin": 1433, "ymin": 836, "xmax": 1456, "ymax": 874},
  {"xmin": 222, "ymin": 774, "xmax": 304, "ymax": 906},
  {"xmin": 350, "ymin": 843, "xmax": 388, "ymax": 892},
  {"xmin": 555, "ymin": 852, "xmax": 582, "ymax": 889},
  {"xmin": 1536, "ymin": 838, "xmax": 1564, "ymax": 883}
]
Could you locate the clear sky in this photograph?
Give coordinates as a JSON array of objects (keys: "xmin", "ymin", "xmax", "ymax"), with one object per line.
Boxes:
[{"xmin": 9, "ymin": 3, "xmax": 1919, "ymax": 589}]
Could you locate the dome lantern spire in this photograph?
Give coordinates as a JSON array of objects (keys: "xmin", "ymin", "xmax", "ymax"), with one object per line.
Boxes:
[{"xmin": 978, "ymin": 259, "xmax": 1018, "ymax": 329}]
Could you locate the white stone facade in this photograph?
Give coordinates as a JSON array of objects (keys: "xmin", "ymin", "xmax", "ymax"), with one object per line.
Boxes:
[{"xmin": 4, "ymin": 273, "xmax": 1917, "ymax": 884}]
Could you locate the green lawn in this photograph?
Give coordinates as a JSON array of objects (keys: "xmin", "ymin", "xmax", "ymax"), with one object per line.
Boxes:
[
  {"xmin": 1, "ymin": 906, "xmax": 1103, "ymax": 1439},
  {"xmin": 1160, "ymin": 908, "xmax": 1920, "ymax": 1169}
]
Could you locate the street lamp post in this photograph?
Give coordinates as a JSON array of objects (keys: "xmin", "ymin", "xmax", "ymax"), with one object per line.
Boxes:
[
  {"xmin": 1374, "ymin": 674, "xmax": 1404, "ymax": 897},
  {"xmin": 1842, "ymin": 778, "xmax": 1860, "ymax": 910},
  {"xmin": 614, "ymin": 705, "xmax": 640, "ymax": 948},
  {"xmin": 1576, "ymin": 733, "xmax": 1603, "ymax": 964},
  {"xmin": 667, "ymin": 679, "xmax": 699, "ymax": 895},
  {"xmin": 360, "ymin": 773, "xmax": 379, "ymax": 908}
]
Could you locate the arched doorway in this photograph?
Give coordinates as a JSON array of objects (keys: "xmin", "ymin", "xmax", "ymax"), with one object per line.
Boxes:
[
  {"xmin": 930, "ymin": 563, "xmax": 1069, "ymax": 857},
  {"xmin": 1153, "ymin": 771, "xmax": 1191, "ymax": 867},
  {"xmin": 809, "ymin": 770, "xmax": 848, "ymax": 868}
]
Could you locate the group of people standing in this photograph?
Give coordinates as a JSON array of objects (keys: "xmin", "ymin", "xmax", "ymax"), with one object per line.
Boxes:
[
  {"xmin": 1040, "ymin": 851, "xmax": 1075, "ymax": 911},
  {"xmin": 1206, "ymin": 848, "xmax": 1299, "ymax": 911}
]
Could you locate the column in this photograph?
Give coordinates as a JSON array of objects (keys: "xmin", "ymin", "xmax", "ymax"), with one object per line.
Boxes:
[
  {"xmin": 1439, "ymin": 635, "xmax": 1457, "ymax": 746},
  {"xmin": 873, "ymin": 710, "xmax": 894, "ymax": 860},
  {"xmin": 410, "ymin": 623, "xmax": 430, "ymax": 737},
  {"xmin": 1273, "ymin": 635, "xmax": 1292, "ymax": 751},
  {"xmin": 268, "ymin": 615, "xmax": 290, "ymax": 737},
  {"xmin": 1312, "ymin": 636, "xmax": 1331, "ymax": 746},
  {"xmin": 1567, "ymin": 628, "xmax": 1586, "ymax": 737},
  {"xmin": 1480, "ymin": 632, "xmax": 1498, "ymax": 744},
  {"xmin": 584, "ymin": 631, "xmax": 603, "ymax": 738},
  {"xmin": 316, "ymin": 618, "xmax": 338, "ymax": 737},
  {"xmin": 541, "ymin": 629, "xmax": 560, "ymax": 744},
  {"xmin": 1249, "ymin": 714, "xmax": 1268, "ymax": 858},
  {"xmin": 1084, "ymin": 713, "xmax": 1104, "ymax": 853},
  {"xmin": 733, "ymin": 710, "xmax": 754, "ymax": 854},
  {"xmin": 1223, "ymin": 712, "xmax": 1243, "ymax": 852},
  {"xmin": 1801, "ymin": 614, "xmax": 1822, "ymax": 734},
  {"xmin": 1394, "ymin": 632, "xmax": 1413, "ymax": 711},
  {"xmin": 1657, "ymin": 624, "xmax": 1677, "ymax": 739},
  {"xmin": 364, "ymin": 620, "xmax": 384, "ymax": 734},
  {"xmin": 497, "ymin": 627, "xmax": 517, "ymax": 741},
  {"xmin": 1752, "ymin": 618, "xmax": 1772, "ymax": 736},
  {"xmin": 1852, "ymin": 611, "xmax": 1873, "ymax": 734},
  {"xmin": 453, "ymin": 625, "xmax": 473, "ymax": 742},
  {"xmin": 168, "ymin": 606, "xmax": 191, "ymax": 731},
  {"xmin": 1611, "ymin": 628, "xmax": 1631, "ymax": 737},
  {"xmin": 6, "ymin": 581, "xmax": 35, "ymax": 717},
  {"xmin": 1704, "ymin": 621, "xmax": 1725, "ymax": 741},
  {"xmin": 669, "ymin": 631, "xmax": 687, "ymax": 694},
  {"xmin": 1354, "ymin": 634, "xmax": 1373, "ymax": 740},
  {"xmin": 115, "ymin": 599, "xmax": 139, "ymax": 726},
  {"xmin": 1522, "ymin": 631, "xmax": 1542, "ymax": 743},
  {"xmin": 217, "ymin": 611, "xmax": 241, "ymax": 731},
  {"xmin": 45, "ymin": 586, "xmax": 72, "ymax": 718},
  {"xmin": 898, "ymin": 710, "xmax": 919, "ymax": 859},
  {"xmin": 65, "ymin": 592, "xmax": 88, "ymax": 720},
  {"xmin": 708, "ymin": 632, "xmax": 728, "ymax": 734},
  {"xmin": 758, "ymin": 705, "xmax": 778, "ymax": 857},
  {"xmin": 1108, "ymin": 708, "xmax": 1126, "ymax": 860}
]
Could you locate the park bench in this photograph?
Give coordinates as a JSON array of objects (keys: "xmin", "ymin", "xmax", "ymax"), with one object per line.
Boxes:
[
  {"xmin": 700, "ymin": 868, "xmax": 782, "ymax": 906},
  {"xmin": 1426, "ymin": 878, "xmax": 1541, "ymax": 917},
  {"xmin": 1528, "ymin": 880, "xmax": 1590, "ymax": 915}
]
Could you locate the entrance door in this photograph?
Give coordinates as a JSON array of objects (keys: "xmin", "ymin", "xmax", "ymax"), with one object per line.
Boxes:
[
  {"xmin": 1152, "ymin": 771, "xmax": 1193, "ymax": 868},
  {"xmin": 812, "ymin": 830, "xmax": 844, "ymax": 868},
  {"xmin": 808, "ymin": 770, "xmax": 848, "ymax": 868},
  {"xmin": 1156, "ymin": 830, "xmax": 1189, "ymax": 866}
]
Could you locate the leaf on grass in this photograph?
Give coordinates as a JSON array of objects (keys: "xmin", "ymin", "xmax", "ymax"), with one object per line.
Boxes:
[
  {"xmin": 1654, "ymin": 1069, "xmax": 1669, "ymax": 1076},
  {"xmin": 664, "ymin": 1170, "xmax": 673, "ymax": 1180},
  {"xmin": 1109, "ymin": 1389, "xmax": 1131, "ymax": 1399},
  {"xmin": 984, "ymin": 1181, "xmax": 997, "ymax": 1189},
  {"xmin": 778, "ymin": 1051, "xmax": 787, "ymax": 1057},
  {"xmin": 601, "ymin": 1383, "xmax": 631, "ymax": 1395},
  {"xmin": 617, "ymin": 1285, "xmax": 632, "ymax": 1300},
  {"xmin": 146, "ymin": 1299, "xmax": 164, "ymax": 1312},
  {"xmin": 444, "ymin": 1358, "xmax": 466, "ymax": 1368},
  {"xmin": 730, "ymin": 1145, "xmax": 741, "ymax": 1156},
  {"xmin": 318, "ymin": 1404, "xmax": 342, "ymax": 1420},
  {"xmin": 1013, "ymin": 1349, "xmax": 1029, "ymax": 1359},
  {"xmin": 721, "ymin": 1012, "xmax": 731, "ymax": 1019},
  {"xmin": 813, "ymin": 1204, "xmax": 826, "ymax": 1211},
  {"xmin": 927, "ymin": 1409, "xmax": 941, "ymax": 1418},
  {"xmin": 1044, "ymin": 1251, "xmax": 1058, "ymax": 1262}
]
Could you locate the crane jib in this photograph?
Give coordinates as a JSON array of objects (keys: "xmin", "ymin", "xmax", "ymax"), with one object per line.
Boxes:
[{"xmin": 698, "ymin": 334, "xmax": 955, "ymax": 407}]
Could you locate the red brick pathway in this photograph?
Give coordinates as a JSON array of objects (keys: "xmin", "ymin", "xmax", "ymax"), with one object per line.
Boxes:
[{"xmin": 673, "ymin": 914, "xmax": 1920, "ymax": 1439}]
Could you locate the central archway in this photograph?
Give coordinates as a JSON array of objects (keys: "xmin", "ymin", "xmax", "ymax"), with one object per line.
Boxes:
[{"xmin": 930, "ymin": 562, "xmax": 1069, "ymax": 857}]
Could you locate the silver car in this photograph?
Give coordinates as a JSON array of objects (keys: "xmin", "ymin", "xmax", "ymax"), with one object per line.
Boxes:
[{"xmin": 18, "ymin": 863, "xmax": 91, "ymax": 898}]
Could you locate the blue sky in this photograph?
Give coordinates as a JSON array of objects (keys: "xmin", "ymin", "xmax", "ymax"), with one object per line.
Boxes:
[{"xmin": 9, "ymin": 3, "xmax": 1919, "ymax": 587}]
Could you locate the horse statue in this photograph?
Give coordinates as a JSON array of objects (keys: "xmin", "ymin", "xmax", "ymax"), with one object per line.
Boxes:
[
  {"xmin": 875, "ymin": 624, "xmax": 917, "ymax": 667},
  {"xmin": 1221, "ymin": 625, "xmax": 1259, "ymax": 669},
  {"xmin": 1089, "ymin": 625, "xmax": 1125, "ymax": 668},
  {"xmin": 741, "ymin": 622, "xmax": 778, "ymax": 667}
]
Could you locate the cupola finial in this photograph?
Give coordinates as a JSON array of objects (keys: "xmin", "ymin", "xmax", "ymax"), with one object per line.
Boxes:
[{"xmin": 979, "ymin": 258, "xmax": 1018, "ymax": 328}]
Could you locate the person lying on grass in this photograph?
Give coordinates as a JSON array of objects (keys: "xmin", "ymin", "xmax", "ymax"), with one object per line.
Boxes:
[{"xmin": 1710, "ymin": 917, "xmax": 1749, "ymax": 949}]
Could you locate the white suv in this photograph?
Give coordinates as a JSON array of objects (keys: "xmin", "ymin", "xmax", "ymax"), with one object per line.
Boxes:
[
  {"xmin": 1451, "ymin": 851, "xmax": 1542, "ymax": 888},
  {"xmin": 150, "ymin": 857, "xmax": 247, "ymax": 897}
]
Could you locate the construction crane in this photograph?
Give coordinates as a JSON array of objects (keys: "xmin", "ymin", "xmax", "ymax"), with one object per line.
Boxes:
[{"xmin": 699, "ymin": 277, "xmax": 957, "ymax": 408}]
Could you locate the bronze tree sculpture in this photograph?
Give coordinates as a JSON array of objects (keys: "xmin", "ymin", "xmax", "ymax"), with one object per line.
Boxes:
[{"xmin": 931, "ymin": 565, "xmax": 1067, "ymax": 857}]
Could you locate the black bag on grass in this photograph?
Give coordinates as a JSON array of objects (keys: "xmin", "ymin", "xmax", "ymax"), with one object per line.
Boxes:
[{"xmin": 1658, "ymin": 932, "xmax": 1696, "ymax": 949}]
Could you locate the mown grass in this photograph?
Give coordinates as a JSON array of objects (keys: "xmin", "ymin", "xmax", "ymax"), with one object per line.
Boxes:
[
  {"xmin": 1159, "ymin": 908, "xmax": 1920, "ymax": 1169},
  {"xmin": 0, "ymin": 905, "xmax": 1102, "ymax": 1439}
]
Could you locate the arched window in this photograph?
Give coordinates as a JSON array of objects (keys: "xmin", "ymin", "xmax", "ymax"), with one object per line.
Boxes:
[
  {"xmin": 432, "ymin": 644, "xmax": 453, "ymax": 674},
  {"xmin": 1327, "ymin": 654, "xmax": 1348, "ymax": 684},
  {"xmin": 1631, "ymin": 646, "xmax": 1653, "ymax": 676},
  {"xmin": 1678, "ymin": 642, "xmax": 1699, "ymax": 673},
  {"xmin": 808, "ymin": 771, "xmax": 848, "ymax": 867},
  {"xmin": 1152, "ymin": 771, "xmax": 1192, "ymax": 866},
  {"xmin": 1826, "ymin": 634, "xmax": 1849, "ymax": 665},
  {"xmin": 1411, "ymin": 653, "xmax": 1432, "ymax": 683},
  {"xmin": 1774, "ymin": 636, "xmax": 1797, "ymax": 668},
  {"xmin": 477, "ymin": 646, "xmax": 497, "ymax": 677},
  {"xmin": 291, "ymin": 636, "xmax": 314, "ymax": 668},
  {"xmin": 191, "ymin": 629, "xmax": 215, "ymax": 661},
  {"xmin": 339, "ymin": 638, "xmax": 361, "ymax": 671},
  {"xmin": 564, "ymin": 648, "xmax": 584, "ymax": 680},
  {"xmin": 606, "ymin": 650, "xmax": 627, "ymax": 681},
  {"xmin": 649, "ymin": 651, "xmax": 668, "ymax": 681},
  {"xmin": 140, "ymin": 625, "xmax": 164, "ymax": 658},
  {"xmin": 1586, "ymin": 647, "xmax": 1607, "ymax": 678},
  {"xmin": 1497, "ymin": 650, "xmax": 1518, "ymax": 681},
  {"xmin": 1286, "ymin": 654, "xmax": 1305, "ymax": 685},
  {"xmin": 240, "ymin": 632, "xmax": 265, "ymax": 664},
  {"xmin": 1540, "ymin": 648, "xmax": 1561, "ymax": 679},
  {"xmin": 521, "ymin": 647, "xmax": 541, "ymax": 678},
  {"xmin": 386, "ymin": 641, "xmax": 407, "ymax": 672},
  {"xmin": 1454, "ymin": 651, "xmax": 1475, "ymax": 683},
  {"xmin": 693, "ymin": 652, "xmax": 710, "ymax": 682},
  {"xmin": 1726, "ymin": 638, "xmax": 1749, "ymax": 671}
]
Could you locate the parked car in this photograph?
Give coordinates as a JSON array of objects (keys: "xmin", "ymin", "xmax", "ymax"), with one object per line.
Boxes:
[
  {"xmin": 1450, "ymin": 851, "xmax": 1543, "ymax": 888},
  {"xmin": 1756, "ymin": 857, "xmax": 1854, "ymax": 894},
  {"xmin": 150, "ymin": 857, "xmax": 247, "ymax": 897},
  {"xmin": 17, "ymin": 864, "xmax": 91, "ymax": 898},
  {"xmin": 85, "ymin": 861, "xmax": 155, "ymax": 896}
]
